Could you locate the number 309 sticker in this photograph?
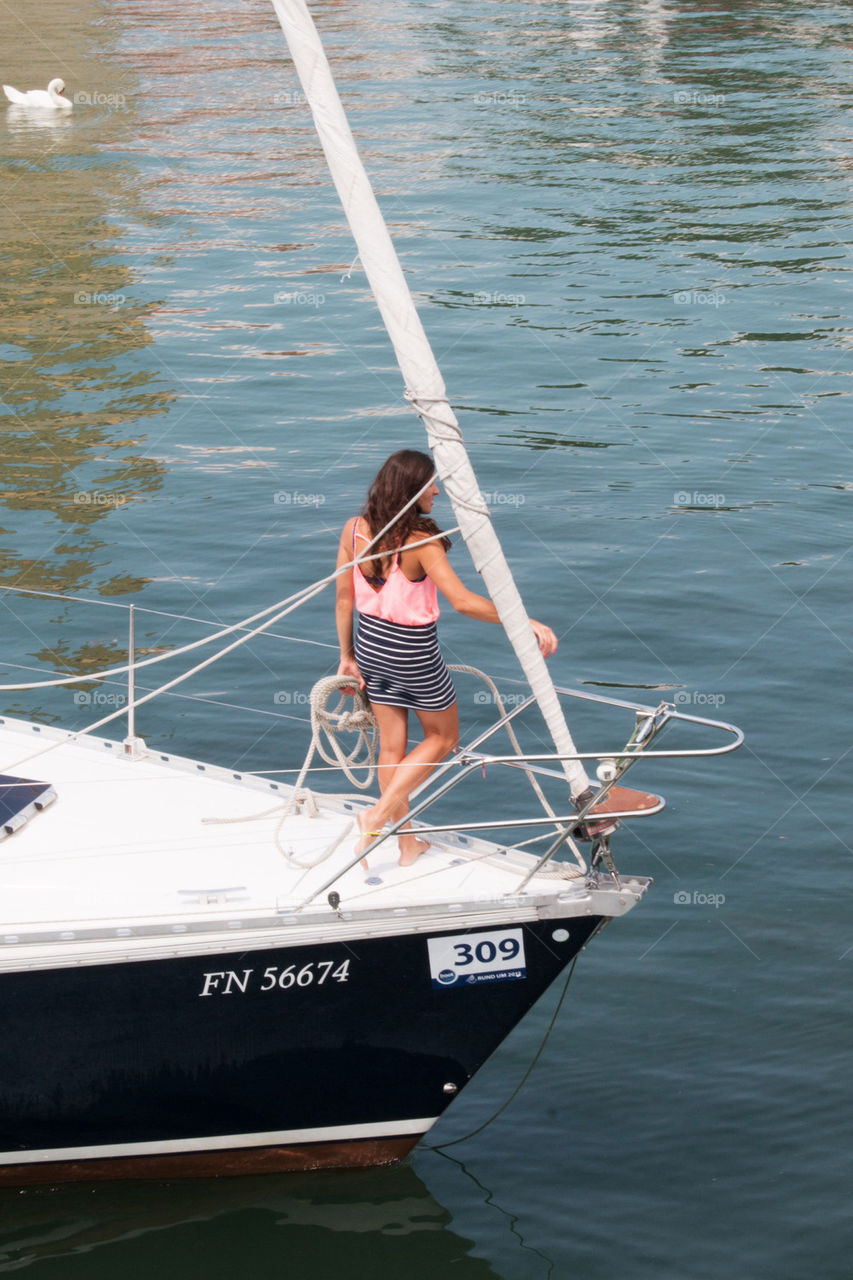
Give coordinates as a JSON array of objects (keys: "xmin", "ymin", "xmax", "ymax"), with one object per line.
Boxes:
[{"xmin": 427, "ymin": 928, "xmax": 526, "ymax": 989}]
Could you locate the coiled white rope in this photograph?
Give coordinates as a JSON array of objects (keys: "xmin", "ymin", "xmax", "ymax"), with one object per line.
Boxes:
[
  {"xmin": 307, "ymin": 676, "xmax": 378, "ymax": 788},
  {"xmin": 201, "ymin": 676, "xmax": 378, "ymax": 868},
  {"xmin": 205, "ymin": 676, "xmax": 378, "ymax": 827}
]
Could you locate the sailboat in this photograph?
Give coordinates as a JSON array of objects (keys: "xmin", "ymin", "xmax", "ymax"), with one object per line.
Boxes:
[{"xmin": 0, "ymin": 0, "xmax": 742, "ymax": 1184}]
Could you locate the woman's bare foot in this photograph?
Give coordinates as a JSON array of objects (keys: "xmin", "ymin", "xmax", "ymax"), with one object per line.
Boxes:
[
  {"xmin": 398, "ymin": 833, "xmax": 430, "ymax": 867},
  {"xmin": 356, "ymin": 809, "xmax": 385, "ymax": 868}
]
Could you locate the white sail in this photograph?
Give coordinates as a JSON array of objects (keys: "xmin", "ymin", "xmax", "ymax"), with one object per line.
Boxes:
[{"xmin": 269, "ymin": 0, "xmax": 590, "ymax": 798}]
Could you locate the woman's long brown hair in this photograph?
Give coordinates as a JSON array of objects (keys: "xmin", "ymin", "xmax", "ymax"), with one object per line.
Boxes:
[{"xmin": 360, "ymin": 449, "xmax": 451, "ymax": 577}]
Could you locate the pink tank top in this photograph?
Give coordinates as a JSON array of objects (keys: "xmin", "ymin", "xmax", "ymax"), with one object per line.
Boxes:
[{"xmin": 352, "ymin": 518, "xmax": 440, "ymax": 626}]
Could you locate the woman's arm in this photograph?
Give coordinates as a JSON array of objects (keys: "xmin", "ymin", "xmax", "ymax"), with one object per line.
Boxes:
[
  {"xmin": 417, "ymin": 540, "xmax": 558, "ymax": 655},
  {"xmin": 335, "ymin": 519, "xmax": 364, "ymax": 684}
]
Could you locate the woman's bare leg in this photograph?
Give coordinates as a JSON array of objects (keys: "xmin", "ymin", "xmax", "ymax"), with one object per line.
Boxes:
[
  {"xmin": 356, "ymin": 702, "xmax": 407, "ymax": 863},
  {"xmin": 357, "ymin": 702, "xmax": 459, "ymax": 865},
  {"xmin": 373, "ymin": 704, "xmax": 428, "ymax": 861},
  {"xmin": 373, "ymin": 702, "xmax": 409, "ymax": 794}
]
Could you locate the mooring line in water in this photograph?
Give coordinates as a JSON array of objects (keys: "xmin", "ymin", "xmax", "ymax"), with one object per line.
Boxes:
[{"xmin": 423, "ymin": 955, "xmax": 579, "ymax": 1153}]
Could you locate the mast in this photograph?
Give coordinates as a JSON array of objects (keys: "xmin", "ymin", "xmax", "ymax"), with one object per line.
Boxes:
[{"xmin": 270, "ymin": 0, "xmax": 590, "ymax": 798}]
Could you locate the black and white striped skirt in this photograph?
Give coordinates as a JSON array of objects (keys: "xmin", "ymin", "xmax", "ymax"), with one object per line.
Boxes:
[{"xmin": 354, "ymin": 614, "xmax": 456, "ymax": 712}]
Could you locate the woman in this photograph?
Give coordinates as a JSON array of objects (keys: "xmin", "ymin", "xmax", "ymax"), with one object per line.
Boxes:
[{"xmin": 336, "ymin": 449, "xmax": 557, "ymax": 866}]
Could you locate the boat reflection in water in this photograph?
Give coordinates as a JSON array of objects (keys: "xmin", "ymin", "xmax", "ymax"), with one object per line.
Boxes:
[{"xmin": 0, "ymin": 1164, "xmax": 503, "ymax": 1276}]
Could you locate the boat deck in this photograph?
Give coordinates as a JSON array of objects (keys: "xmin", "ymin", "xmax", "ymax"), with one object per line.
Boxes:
[{"xmin": 0, "ymin": 716, "xmax": 648, "ymax": 959}]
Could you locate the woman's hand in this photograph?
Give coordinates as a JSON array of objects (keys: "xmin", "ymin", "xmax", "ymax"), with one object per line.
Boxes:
[
  {"xmin": 337, "ymin": 656, "xmax": 365, "ymax": 693},
  {"xmin": 530, "ymin": 619, "xmax": 558, "ymax": 657}
]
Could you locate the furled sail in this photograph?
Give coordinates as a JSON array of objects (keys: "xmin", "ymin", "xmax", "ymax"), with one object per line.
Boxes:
[{"xmin": 270, "ymin": 0, "xmax": 590, "ymax": 798}]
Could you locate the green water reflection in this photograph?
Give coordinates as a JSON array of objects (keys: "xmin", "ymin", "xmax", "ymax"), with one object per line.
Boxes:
[
  {"xmin": 0, "ymin": 0, "xmax": 170, "ymax": 607},
  {"xmin": 0, "ymin": 1164, "xmax": 502, "ymax": 1277}
]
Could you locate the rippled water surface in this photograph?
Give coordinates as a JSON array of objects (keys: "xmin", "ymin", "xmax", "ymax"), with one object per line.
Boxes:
[{"xmin": 1, "ymin": 1, "xmax": 851, "ymax": 1276}]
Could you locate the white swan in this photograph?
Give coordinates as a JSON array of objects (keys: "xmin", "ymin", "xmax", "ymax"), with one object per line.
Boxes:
[{"xmin": 2, "ymin": 78, "xmax": 72, "ymax": 110}]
